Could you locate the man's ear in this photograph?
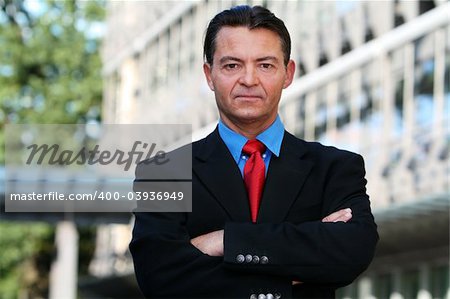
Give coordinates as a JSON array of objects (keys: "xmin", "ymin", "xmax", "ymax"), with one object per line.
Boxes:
[
  {"xmin": 283, "ymin": 59, "xmax": 296, "ymax": 89},
  {"xmin": 203, "ymin": 63, "xmax": 215, "ymax": 91}
]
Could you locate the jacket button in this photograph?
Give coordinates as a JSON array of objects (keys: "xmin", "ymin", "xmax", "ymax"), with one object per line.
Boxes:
[
  {"xmin": 249, "ymin": 294, "xmax": 257, "ymax": 299},
  {"xmin": 236, "ymin": 254, "xmax": 245, "ymax": 263},
  {"xmin": 266, "ymin": 294, "xmax": 274, "ymax": 299},
  {"xmin": 245, "ymin": 254, "xmax": 253, "ymax": 263},
  {"xmin": 258, "ymin": 294, "xmax": 266, "ymax": 299},
  {"xmin": 252, "ymin": 255, "xmax": 260, "ymax": 264},
  {"xmin": 274, "ymin": 293, "xmax": 281, "ymax": 299},
  {"xmin": 260, "ymin": 255, "xmax": 269, "ymax": 264}
]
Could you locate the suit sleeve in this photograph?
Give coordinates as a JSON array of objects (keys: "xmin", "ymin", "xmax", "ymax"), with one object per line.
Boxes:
[
  {"xmin": 223, "ymin": 153, "xmax": 379, "ymax": 287},
  {"xmin": 129, "ymin": 164, "xmax": 292, "ymax": 298}
]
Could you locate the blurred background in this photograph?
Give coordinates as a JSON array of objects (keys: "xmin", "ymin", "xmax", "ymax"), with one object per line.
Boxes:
[{"xmin": 0, "ymin": 0, "xmax": 449, "ymax": 298}]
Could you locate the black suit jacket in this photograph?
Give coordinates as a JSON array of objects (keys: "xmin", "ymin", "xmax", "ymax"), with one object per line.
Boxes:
[{"xmin": 130, "ymin": 129, "xmax": 378, "ymax": 298}]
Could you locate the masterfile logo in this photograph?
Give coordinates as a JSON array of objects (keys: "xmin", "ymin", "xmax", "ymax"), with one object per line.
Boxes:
[
  {"xmin": 4, "ymin": 124, "xmax": 192, "ymax": 213},
  {"xmin": 25, "ymin": 141, "xmax": 169, "ymax": 171}
]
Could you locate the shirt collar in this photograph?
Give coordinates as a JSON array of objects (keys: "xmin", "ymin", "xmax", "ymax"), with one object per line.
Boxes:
[
  {"xmin": 218, "ymin": 115, "xmax": 284, "ymax": 161},
  {"xmin": 256, "ymin": 115, "xmax": 284, "ymax": 157}
]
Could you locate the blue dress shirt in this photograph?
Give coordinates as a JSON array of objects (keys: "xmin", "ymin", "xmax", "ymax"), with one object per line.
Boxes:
[{"xmin": 218, "ymin": 116, "xmax": 285, "ymax": 177}]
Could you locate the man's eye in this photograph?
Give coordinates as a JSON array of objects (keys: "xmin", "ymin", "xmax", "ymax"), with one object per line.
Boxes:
[
  {"xmin": 260, "ymin": 64, "xmax": 273, "ymax": 69},
  {"xmin": 225, "ymin": 64, "xmax": 239, "ymax": 69}
]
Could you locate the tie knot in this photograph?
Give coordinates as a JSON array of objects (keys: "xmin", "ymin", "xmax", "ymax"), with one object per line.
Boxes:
[{"xmin": 242, "ymin": 139, "xmax": 266, "ymax": 156}]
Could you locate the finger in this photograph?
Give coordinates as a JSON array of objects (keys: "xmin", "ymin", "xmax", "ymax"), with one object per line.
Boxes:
[
  {"xmin": 190, "ymin": 237, "xmax": 200, "ymax": 247},
  {"xmin": 190, "ymin": 235, "xmax": 205, "ymax": 248},
  {"xmin": 322, "ymin": 208, "xmax": 352, "ymax": 223},
  {"xmin": 333, "ymin": 210, "xmax": 352, "ymax": 222},
  {"xmin": 322, "ymin": 209, "xmax": 345, "ymax": 222}
]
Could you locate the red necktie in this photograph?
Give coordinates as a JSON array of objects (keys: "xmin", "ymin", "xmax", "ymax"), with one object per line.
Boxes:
[{"xmin": 242, "ymin": 140, "xmax": 266, "ymax": 223}]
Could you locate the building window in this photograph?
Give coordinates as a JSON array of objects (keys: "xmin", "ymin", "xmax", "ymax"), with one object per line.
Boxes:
[
  {"xmin": 394, "ymin": 13, "xmax": 405, "ymax": 28},
  {"xmin": 431, "ymin": 264, "xmax": 449, "ymax": 299},
  {"xmin": 445, "ymin": 26, "xmax": 450, "ymax": 121},
  {"xmin": 394, "ymin": 0, "xmax": 405, "ymax": 28},
  {"xmin": 414, "ymin": 58, "xmax": 435, "ymax": 128},
  {"xmin": 297, "ymin": 60, "xmax": 307, "ymax": 77},
  {"xmin": 419, "ymin": 0, "xmax": 436, "ymax": 15},
  {"xmin": 365, "ymin": 27, "xmax": 374, "ymax": 43},
  {"xmin": 360, "ymin": 83, "xmax": 374, "ymax": 123},
  {"xmin": 394, "ymin": 78, "xmax": 405, "ymax": 136},
  {"xmin": 373, "ymin": 273, "xmax": 393, "ymax": 299},
  {"xmin": 341, "ymin": 20, "xmax": 352, "ymax": 55},
  {"xmin": 360, "ymin": 63, "xmax": 384, "ymax": 138},
  {"xmin": 444, "ymin": 40, "xmax": 450, "ymax": 95},
  {"xmin": 402, "ymin": 269, "xmax": 420, "ymax": 299},
  {"xmin": 413, "ymin": 35, "xmax": 435, "ymax": 128},
  {"xmin": 296, "ymin": 95, "xmax": 306, "ymax": 139},
  {"xmin": 363, "ymin": 5, "xmax": 374, "ymax": 42},
  {"xmin": 390, "ymin": 46, "xmax": 405, "ymax": 136},
  {"xmin": 314, "ymin": 87, "xmax": 327, "ymax": 140},
  {"xmin": 336, "ymin": 76, "xmax": 351, "ymax": 129}
]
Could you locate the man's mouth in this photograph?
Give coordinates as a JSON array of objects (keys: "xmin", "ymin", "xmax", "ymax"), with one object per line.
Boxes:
[{"xmin": 234, "ymin": 95, "xmax": 262, "ymax": 99}]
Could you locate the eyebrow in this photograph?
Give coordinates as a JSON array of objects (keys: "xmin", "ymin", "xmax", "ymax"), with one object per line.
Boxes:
[
  {"xmin": 219, "ymin": 56, "xmax": 243, "ymax": 64},
  {"xmin": 256, "ymin": 56, "xmax": 279, "ymax": 63},
  {"xmin": 218, "ymin": 56, "xmax": 279, "ymax": 64}
]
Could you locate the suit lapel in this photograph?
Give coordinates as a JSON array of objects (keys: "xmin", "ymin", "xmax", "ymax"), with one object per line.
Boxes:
[
  {"xmin": 193, "ymin": 129, "xmax": 314, "ymax": 223},
  {"xmin": 193, "ymin": 129, "xmax": 250, "ymax": 221},
  {"xmin": 257, "ymin": 132, "xmax": 314, "ymax": 223}
]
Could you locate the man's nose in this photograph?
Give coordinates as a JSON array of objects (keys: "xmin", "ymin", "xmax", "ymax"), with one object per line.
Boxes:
[{"xmin": 238, "ymin": 67, "xmax": 259, "ymax": 86}]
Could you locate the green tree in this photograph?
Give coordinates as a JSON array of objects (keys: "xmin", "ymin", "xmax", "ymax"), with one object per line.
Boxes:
[
  {"xmin": 0, "ymin": 0, "xmax": 105, "ymax": 161},
  {"xmin": 0, "ymin": 0, "xmax": 105, "ymax": 297},
  {"xmin": 0, "ymin": 222, "xmax": 54, "ymax": 299}
]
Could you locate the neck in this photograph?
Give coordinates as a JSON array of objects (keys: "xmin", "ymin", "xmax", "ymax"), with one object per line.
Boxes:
[{"xmin": 220, "ymin": 115, "xmax": 276, "ymax": 139}]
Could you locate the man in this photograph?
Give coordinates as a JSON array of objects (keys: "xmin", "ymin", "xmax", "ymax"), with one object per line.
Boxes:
[{"xmin": 130, "ymin": 5, "xmax": 378, "ymax": 299}]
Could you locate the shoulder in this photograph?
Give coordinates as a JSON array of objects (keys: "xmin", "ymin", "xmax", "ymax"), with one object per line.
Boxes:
[
  {"xmin": 136, "ymin": 128, "xmax": 220, "ymax": 177},
  {"xmin": 192, "ymin": 128, "xmax": 220, "ymax": 151},
  {"xmin": 135, "ymin": 142, "xmax": 193, "ymax": 179},
  {"xmin": 283, "ymin": 131, "xmax": 364, "ymax": 165}
]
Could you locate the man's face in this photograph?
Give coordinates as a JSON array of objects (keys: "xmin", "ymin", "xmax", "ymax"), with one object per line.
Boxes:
[{"xmin": 203, "ymin": 26, "xmax": 295, "ymax": 129}]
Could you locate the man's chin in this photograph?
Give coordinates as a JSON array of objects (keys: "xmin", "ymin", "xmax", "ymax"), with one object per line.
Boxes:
[{"xmin": 232, "ymin": 112, "xmax": 271, "ymax": 124}]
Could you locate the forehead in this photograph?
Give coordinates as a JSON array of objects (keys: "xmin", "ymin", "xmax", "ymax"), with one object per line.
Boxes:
[{"xmin": 213, "ymin": 26, "xmax": 283, "ymax": 61}]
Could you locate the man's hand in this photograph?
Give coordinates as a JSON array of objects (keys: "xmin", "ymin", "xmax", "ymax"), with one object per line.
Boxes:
[
  {"xmin": 190, "ymin": 209, "xmax": 352, "ymax": 258},
  {"xmin": 322, "ymin": 208, "xmax": 352, "ymax": 223},
  {"xmin": 190, "ymin": 229, "xmax": 224, "ymax": 256}
]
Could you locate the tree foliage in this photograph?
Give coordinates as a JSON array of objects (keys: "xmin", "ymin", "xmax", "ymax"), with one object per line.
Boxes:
[
  {"xmin": 0, "ymin": 0, "xmax": 105, "ymax": 161},
  {"xmin": 0, "ymin": 222, "xmax": 54, "ymax": 299},
  {"xmin": 0, "ymin": 0, "xmax": 105, "ymax": 297}
]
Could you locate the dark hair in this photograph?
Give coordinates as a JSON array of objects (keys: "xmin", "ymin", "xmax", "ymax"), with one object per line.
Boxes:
[{"xmin": 203, "ymin": 5, "xmax": 291, "ymax": 66}]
